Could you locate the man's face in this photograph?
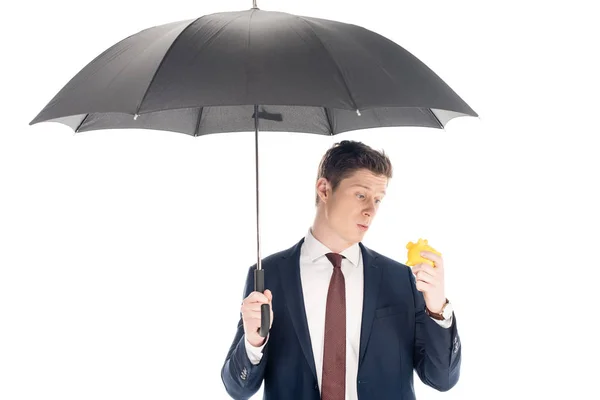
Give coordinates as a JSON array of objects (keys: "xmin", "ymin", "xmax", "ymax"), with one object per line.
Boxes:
[{"xmin": 320, "ymin": 169, "xmax": 388, "ymax": 245}]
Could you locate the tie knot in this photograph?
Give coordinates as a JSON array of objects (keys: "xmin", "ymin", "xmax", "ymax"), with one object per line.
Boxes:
[{"xmin": 325, "ymin": 252, "xmax": 344, "ymax": 269}]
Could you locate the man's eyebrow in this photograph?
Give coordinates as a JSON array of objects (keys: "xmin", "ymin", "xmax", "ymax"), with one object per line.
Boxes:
[{"xmin": 353, "ymin": 184, "xmax": 386, "ymax": 195}]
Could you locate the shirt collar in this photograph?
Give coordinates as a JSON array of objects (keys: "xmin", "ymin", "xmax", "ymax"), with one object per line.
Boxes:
[{"xmin": 304, "ymin": 228, "xmax": 361, "ymax": 267}]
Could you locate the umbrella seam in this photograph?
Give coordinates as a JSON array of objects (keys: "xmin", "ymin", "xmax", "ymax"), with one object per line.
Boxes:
[
  {"xmin": 294, "ymin": 16, "xmax": 359, "ymax": 111},
  {"xmin": 245, "ymin": 8, "xmax": 258, "ymax": 104},
  {"xmin": 133, "ymin": 18, "xmax": 200, "ymax": 116},
  {"xmin": 135, "ymin": 13, "xmax": 249, "ymax": 116},
  {"xmin": 339, "ymin": 27, "xmax": 402, "ymax": 91},
  {"xmin": 373, "ymin": 108, "xmax": 383, "ymax": 127}
]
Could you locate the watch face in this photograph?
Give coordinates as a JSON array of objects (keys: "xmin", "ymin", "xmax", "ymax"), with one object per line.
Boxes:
[{"xmin": 442, "ymin": 303, "xmax": 453, "ymax": 319}]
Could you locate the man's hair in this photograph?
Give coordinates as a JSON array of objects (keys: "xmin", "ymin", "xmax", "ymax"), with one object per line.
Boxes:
[{"xmin": 315, "ymin": 140, "xmax": 393, "ymax": 206}]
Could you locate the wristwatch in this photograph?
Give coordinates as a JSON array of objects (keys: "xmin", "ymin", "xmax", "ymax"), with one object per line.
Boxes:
[{"xmin": 425, "ymin": 299, "xmax": 453, "ymax": 320}]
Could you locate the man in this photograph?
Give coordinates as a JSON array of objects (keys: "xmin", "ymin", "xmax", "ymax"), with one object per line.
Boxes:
[{"xmin": 221, "ymin": 140, "xmax": 461, "ymax": 400}]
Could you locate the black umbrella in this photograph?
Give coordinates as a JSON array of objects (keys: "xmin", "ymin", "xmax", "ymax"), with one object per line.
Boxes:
[{"xmin": 30, "ymin": 4, "xmax": 477, "ymax": 337}]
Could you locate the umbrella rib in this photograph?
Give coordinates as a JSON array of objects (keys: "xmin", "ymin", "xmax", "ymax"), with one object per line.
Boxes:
[
  {"xmin": 193, "ymin": 107, "xmax": 204, "ymax": 137},
  {"xmin": 74, "ymin": 114, "xmax": 90, "ymax": 133},
  {"xmin": 324, "ymin": 107, "xmax": 334, "ymax": 135},
  {"xmin": 428, "ymin": 108, "xmax": 444, "ymax": 129},
  {"xmin": 294, "ymin": 16, "xmax": 359, "ymax": 112}
]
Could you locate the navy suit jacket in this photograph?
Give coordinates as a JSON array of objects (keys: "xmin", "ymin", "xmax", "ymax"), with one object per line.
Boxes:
[{"xmin": 221, "ymin": 238, "xmax": 461, "ymax": 400}]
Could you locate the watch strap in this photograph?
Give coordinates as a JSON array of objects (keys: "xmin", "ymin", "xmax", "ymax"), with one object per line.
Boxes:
[{"xmin": 425, "ymin": 298, "xmax": 449, "ymax": 320}]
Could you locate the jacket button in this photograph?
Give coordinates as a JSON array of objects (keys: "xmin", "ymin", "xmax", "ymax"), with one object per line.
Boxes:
[{"xmin": 314, "ymin": 384, "xmax": 318, "ymax": 390}]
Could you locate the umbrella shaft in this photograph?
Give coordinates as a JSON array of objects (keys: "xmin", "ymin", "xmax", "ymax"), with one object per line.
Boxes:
[{"xmin": 254, "ymin": 105, "xmax": 262, "ymax": 271}]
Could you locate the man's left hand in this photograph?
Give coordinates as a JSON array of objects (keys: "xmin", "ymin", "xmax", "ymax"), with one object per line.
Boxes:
[{"xmin": 412, "ymin": 251, "xmax": 446, "ymax": 313}]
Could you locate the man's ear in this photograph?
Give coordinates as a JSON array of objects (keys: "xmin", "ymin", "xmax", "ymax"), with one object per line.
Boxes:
[{"xmin": 316, "ymin": 177, "xmax": 330, "ymax": 203}]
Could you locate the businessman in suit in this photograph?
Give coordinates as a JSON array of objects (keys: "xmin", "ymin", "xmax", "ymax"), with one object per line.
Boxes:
[{"xmin": 221, "ymin": 140, "xmax": 461, "ymax": 400}]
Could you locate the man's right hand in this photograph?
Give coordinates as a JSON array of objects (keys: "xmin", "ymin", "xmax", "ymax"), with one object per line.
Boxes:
[{"xmin": 241, "ymin": 289, "xmax": 273, "ymax": 347}]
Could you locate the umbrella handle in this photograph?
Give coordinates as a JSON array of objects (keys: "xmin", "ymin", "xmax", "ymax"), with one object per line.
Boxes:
[{"xmin": 254, "ymin": 268, "xmax": 270, "ymax": 337}]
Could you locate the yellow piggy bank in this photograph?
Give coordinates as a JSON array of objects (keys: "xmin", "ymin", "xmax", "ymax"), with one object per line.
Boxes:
[{"xmin": 406, "ymin": 238, "xmax": 441, "ymax": 267}]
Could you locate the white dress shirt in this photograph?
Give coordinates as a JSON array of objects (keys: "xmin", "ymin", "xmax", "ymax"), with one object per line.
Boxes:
[{"xmin": 245, "ymin": 228, "xmax": 452, "ymax": 400}]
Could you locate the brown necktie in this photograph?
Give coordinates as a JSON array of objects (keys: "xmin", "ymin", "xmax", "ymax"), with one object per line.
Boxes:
[{"xmin": 321, "ymin": 252, "xmax": 346, "ymax": 400}]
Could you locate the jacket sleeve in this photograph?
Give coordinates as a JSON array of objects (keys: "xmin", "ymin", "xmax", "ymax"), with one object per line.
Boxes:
[
  {"xmin": 221, "ymin": 266, "xmax": 270, "ymax": 399},
  {"xmin": 409, "ymin": 266, "xmax": 462, "ymax": 392}
]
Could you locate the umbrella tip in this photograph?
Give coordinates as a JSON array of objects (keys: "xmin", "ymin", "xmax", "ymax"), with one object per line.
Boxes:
[
  {"xmin": 356, "ymin": 109, "xmax": 361, "ymax": 116},
  {"xmin": 134, "ymin": 114, "xmax": 139, "ymax": 120}
]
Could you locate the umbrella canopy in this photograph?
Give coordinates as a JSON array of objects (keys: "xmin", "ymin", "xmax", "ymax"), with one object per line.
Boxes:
[
  {"xmin": 29, "ymin": 7, "xmax": 478, "ymax": 337},
  {"xmin": 30, "ymin": 8, "xmax": 477, "ymax": 135}
]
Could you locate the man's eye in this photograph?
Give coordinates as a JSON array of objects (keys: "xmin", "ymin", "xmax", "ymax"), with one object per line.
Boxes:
[{"xmin": 357, "ymin": 193, "xmax": 365, "ymax": 199}]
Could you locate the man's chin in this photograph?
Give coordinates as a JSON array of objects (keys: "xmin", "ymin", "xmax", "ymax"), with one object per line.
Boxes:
[{"xmin": 351, "ymin": 231, "xmax": 366, "ymax": 243}]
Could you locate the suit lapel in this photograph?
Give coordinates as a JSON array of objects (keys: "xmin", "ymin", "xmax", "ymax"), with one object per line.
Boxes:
[
  {"xmin": 358, "ymin": 242, "xmax": 381, "ymax": 369},
  {"xmin": 278, "ymin": 238, "xmax": 318, "ymax": 381}
]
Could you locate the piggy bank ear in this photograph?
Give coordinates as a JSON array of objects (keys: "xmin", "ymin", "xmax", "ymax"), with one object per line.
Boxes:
[{"xmin": 406, "ymin": 241, "xmax": 414, "ymax": 249}]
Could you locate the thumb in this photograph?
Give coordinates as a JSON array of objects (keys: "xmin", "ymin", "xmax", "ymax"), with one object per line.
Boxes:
[{"xmin": 264, "ymin": 289, "xmax": 273, "ymax": 302}]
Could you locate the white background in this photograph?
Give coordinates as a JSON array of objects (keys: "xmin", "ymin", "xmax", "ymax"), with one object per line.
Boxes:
[{"xmin": 1, "ymin": 0, "xmax": 599, "ymax": 399}]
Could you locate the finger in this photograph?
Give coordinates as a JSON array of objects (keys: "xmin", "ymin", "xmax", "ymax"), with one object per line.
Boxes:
[
  {"xmin": 411, "ymin": 266, "xmax": 420, "ymax": 281},
  {"xmin": 411, "ymin": 264, "xmax": 422, "ymax": 275},
  {"xmin": 243, "ymin": 303, "xmax": 266, "ymax": 313},
  {"xmin": 264, "ymin": 289, "xmax": 273, "ymax": 302},
  {"xmin": 415, "ymin": 270, "xmax": 437, "ymax": 285},
  {"xmin": 243, "ymin": 310, "xmax": 263, "ymax": 320},
  {"xmin": 415, "ymin": 280, "xmax": 434, "ymax": 292},
  {"xmin": 417, "ymin": 263, "xmax": 438, "ymax": 278},
  {"xmin": 412, "ymin": 263, "xmax": 437, "ymax": 277},
  {"xmin": 245, "ymin": 310, "xmax": 274, "ymax": 330},
  {"xmin": 245, "ymin": 291, "xmax": 270, "ymax": 304},
  {"xmin": 420, "ymin": 251, "xmax": 444, "ymax": 269}
]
